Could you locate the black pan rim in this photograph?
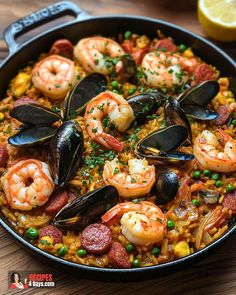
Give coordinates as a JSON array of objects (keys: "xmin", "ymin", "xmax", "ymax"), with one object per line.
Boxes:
[{"xmin": 0, "ymin": 13, "xmax": 236, "ymax": 275}]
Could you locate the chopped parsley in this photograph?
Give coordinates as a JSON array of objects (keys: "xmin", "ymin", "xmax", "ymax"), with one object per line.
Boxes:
[{"xmin": 114, "ymin": 167, "xmax": 119, "ymax": 174}]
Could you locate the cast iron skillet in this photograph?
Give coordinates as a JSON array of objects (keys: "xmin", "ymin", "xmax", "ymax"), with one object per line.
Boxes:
[{"xmin": 0, "ymin": 1, "xmax": 235, "ymax": 281}]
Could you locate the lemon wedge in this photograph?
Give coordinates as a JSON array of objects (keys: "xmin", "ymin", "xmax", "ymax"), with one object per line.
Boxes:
[{"xmin": 198, "ymin": 0, "xmax": 236, "ymax": 42}]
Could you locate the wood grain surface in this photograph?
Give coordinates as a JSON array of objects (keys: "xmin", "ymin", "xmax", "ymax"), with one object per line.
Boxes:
[{"xmin": 0, "ymin": 1, "xmax": 236, "ymax": 294}]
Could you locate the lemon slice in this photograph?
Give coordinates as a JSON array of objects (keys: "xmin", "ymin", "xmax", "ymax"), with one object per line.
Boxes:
[{"xmin": 198, "ymin": 0, "xmax": 236, "ymax": 42}]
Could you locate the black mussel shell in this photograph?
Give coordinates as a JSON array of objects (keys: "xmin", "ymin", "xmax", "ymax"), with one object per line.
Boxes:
[
  {"xmin": 165, "ymin": 97, "xmax": 192, "ymax": 145},
  {"xmin": 182, "ymin": 105, "xmax": 219, "ymax": 121},
  {"xmin": 8, "ymin": 126, "xmax": 57, "ymax": 147},
  {"xmin": 155, "ymin": 170, "xmax": 179, "ymax": 205},
  {"xmin": 49, "ymin": 120, "xmax": 84, "ymax": 187},
  {"xmin": 137, "ymin": 125, "xmax": 188, "ymax": 153},
  {"xmin": 120, "ymin": 54, "xmax": 137, "ymax": 79},
  {"xmin": 128, "ymin": 92, "xmax": 162, "ymax": 122},
  {"xmin": 137, "ymin": 149, "xmax": 194, "ymax": 165},
  {"xmin": 178, "ymin": 80, "xmax": 219, "ymax": 107},
  {"xmin": 199, "ymin": 190, "xmax": 220, "ymax": 204},
  {"xmin": 62, "ymin": 73, "xmax": 107, "ymax": 120},
  {"xmin": 10, "ymin": 104, "xmax": 61, "ymax": 126},
  {"xmin": 53, "ymin": 185, "xmax": 119, "ymax": 230}
]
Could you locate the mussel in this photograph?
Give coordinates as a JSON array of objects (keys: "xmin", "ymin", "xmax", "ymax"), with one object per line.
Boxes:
[
  {"xmin": 165, "ymin": 97, "xmax": 192, "ymax": 145},
  {"xmin": 10, "ymin": 103, "xmax": 61, "ymax": 126},
  {"xmin": 62, "ymin": 73, "xmax": 107, "ymax": 120},
  {"xmin": 199, "ymin": 190, "xmax": 220, "ymax": 204},
  {"xmin": 177, "ymin": 80, "xmax": 219, "ymax": 121},
  {"xmin": 128, "ymin": 92, "xmax": 162, "ymax": 122},
  {"xmin": 53, "ymin": 185, "xmax": 119, "ymax": 230},
  {"xmin": 135, "ymin": 125, "xmax": 194, "ymax": 164},
  {"xmin": 119, "ymin": 54, "xmax": 137, "ymax": 80},
  {"xmin": 155, "ymin": 170, "xmax": 179, "ymax": 205},
  {"xmin": 49, "ymin": 121, "xmax": 84, "ymax": 187}
]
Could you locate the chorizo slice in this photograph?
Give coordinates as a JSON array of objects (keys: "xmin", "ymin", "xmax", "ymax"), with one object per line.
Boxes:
[
  {"xmin": 153, "ymin": 38, "xmax": 177, "ymax": 53},
  {"xmin": 107, "ymin": 242, "xmax": 131, "ymax": 268},
  {"xmin": 0, "ymin": 144, "xmax": 8, "ymax": 167},
  {"xmin": 39, "ymin": 224, "xmax": 63, "ymax": 244},
  {"xmin": 214, "ymin": 106, "xmax": 230, "ymax": 126},
  {"xmin": 13, "ymin": 97, "xmax": 39, "ymax": 108},
  {"xmin": 222, "ymin": 192, "xmax": 236, "ymax": 214},
  {"xmin": 44, "ymin": 190, "xmax": 69, "ymax": 216},
  {"xmin": 194, "ymin": 63, "xmax": 217, "ymax": 84},
  {"xmin": 49, "ymin": 39, "xmax": 74, "ymax": 59},
  {"xmin": 81, "ymin": 223, "xmax": 112, "ymax": 255}
]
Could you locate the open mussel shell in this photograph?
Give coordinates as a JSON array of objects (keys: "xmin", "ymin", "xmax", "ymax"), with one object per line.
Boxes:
[
  {"xmin": 178, "ymin": 80, "xmax": 219, "ymax": 107},
  {"xmin": 53, "ymin": 185, "xmax": 119, "ymax": 230},
  {"xmin": 10, "ymin": 104, "xmax": 61, "ymax": 126},
  {"xmin": 136, "ymin": 125, "xmax": 188, "ymax": 153},
  {"xmin": 120, "ymin": 54, "xmax": 137, "ymax": 79},
  {"xmin": 155, "ymin": 170, "xmax": 179, "ymax": 205},
  {"xmin": 128, "ymin": 92, "xmax": 162, "ymax": 122},
  {"xmin": 165, "ymin": 97, "xmax": 192, "ymax": 145},
  {"xmin": 8, "ymin": 126, "xmax": 57, "ymax": 147},
  {"xmin": 182, "ymin": 105, "xmax": 219, "ymax": 121},
  {"xmin": 49, "ymin": 120, "xmax": 84, "ymax": 187},
  {"xmin": 199, "ymin": 190, "xmax": 220, "ymax": 204},
  {"xmin": 62, "ymin": 73, "xmax": 107, "ymax": 120}
]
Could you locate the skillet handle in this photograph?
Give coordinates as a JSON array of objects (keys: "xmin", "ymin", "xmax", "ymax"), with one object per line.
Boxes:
[{"xmin": 3, "ymin": 1, "xmax": 88, "ymax": 55}]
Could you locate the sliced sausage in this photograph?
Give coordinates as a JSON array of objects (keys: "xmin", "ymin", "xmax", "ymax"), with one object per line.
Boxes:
[
  {"xmin": 194, "ymin": 63, "xmax": 217, "ymax": 84},
  {"xmin": 13, "ymin": 97, "xmax": 39, "ymax": 108},
  {"xmin": 153, "ymin": 38, "xmax": 177, "ymax": 53},
  {"xmin": 131, "ymin": 48, "xmax": 148, "ymax": 64},
  {"xmin": 39, "ymin": 224, "xmax": 63, "ymax": 244},
  {"xmin": 222, "ymin": 192, "xmax": 236, "ymax": 214},
  {"xmin": 81, "ymin": 223, "xmax": 112, "ymax": 255},
  {"xmin": 0, "ymin": 144, "xmax": 8, "ymax": 167},
  {"xmin": 44, "ymin": 190, "xmax": 69, "ymax": 216},
  {"xmin": 121, "ymin": 40, "xmax": 133, "ymax": 54},
  {"xmin": 214, "ymin": 106, "xmax": 230, "ymax": 126},
  {"xmin": 49, "ymin": 39, "xmax": 74, "ymax": 59},
  {"xmin": 107, "ymin": 242, "xmax": 131, "ymax": 268}
]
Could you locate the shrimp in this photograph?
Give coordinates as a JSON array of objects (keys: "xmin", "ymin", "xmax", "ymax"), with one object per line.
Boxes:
[
  {"xmin": 103, "ymin": 157, "xmax": 156, "ymax": 197},
  {"xmin": 101, "ymin": 201, "xmax": 167, "ymax": 246},
  {"xmin": 193, "ymin": 129, "xmax": 236, "ymax": 172},
  {"xmin": 141, "ymin": 52, "xmax": 195, "ymax": 89},
  {"xmin": 31, "ymin": 55, "xmax": 76, "ymax": 100},
  {"xmin": 74, "ymin": 36, "xmax": 125, "ymax": 74},
  {"xmin": 85, "ymin": 91, "xmax": 134, "ymax": 152},
  {"xmin": 1, "ymin": 159, "xmax": 55, "ymax": 211}
]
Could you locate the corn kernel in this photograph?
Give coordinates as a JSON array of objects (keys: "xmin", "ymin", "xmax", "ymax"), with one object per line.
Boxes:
[
  {"xmin": 174, "ymin": 241, "xmax": 190, "ymax": 258},
  {"xmin": 136, "ymin": 35, "xmax": 150, "ymax": 49},
  {"xmin": 0, "ymin": 112, "xmax": 5, "ymax": 122},
  {"xmin": 182, "ymin": 48, "xmax": 194, "ymax": 58},
  {"xmin": 218, "ymin": 77, "xmax": 229, "ymax": 91},
  {"xmin": 11, "ymin": 72, "xmax": 31, "ymax": 97}
]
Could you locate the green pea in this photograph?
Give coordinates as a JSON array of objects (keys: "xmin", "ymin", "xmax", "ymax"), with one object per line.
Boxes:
[
  {"xmin": 126, "ymin": 243, "xmax": 135, "ymax": 253},
  {"xmin": 167, "ymin": 220, "xmax": 175, "ymax": 229},
  {"xmin": 124, "ymin": 31, "xmax": 132, "ymax": 40},
  {"xmin": 128, "ymin": 87, "xmax": 137, "ymax": 95},
  {"xmin": 111, "ymin": 80, "xmax": 119, "ymax": 89},
  {"xmin": 191, "ymin": 199, "xmax": 201, "ymax": 207},
  {"xmin": 179, "ymin": 44, "xmax": 187, "ymax": 52},
  {"xmin": 77, "ymin": 248, "xmax": 87, "ymax": 257},
  {"xmin": 212, "ymin": 173, "xmax": 220, "ymax": 181},
  {"xmin": 151, "ymin": 247, "xmax": 160, "ymax": 256},
  {"xmin": 57, "ymin": 245, "xmax": 68, "ymax": 257},
  {"xmin": 192, "ymin": 170, "xmax": 201, "ymax": 179},
  {"xmin": 215, "ymin": 180, "xmax": 223, "ymax": 187},
  {"xmin": 232, "ymin": 119, "xmax": 236, "ymax": 127},
  {"xmin": 203, "ymin": 169, "xmax": 211, "ymax": 177},
  {"xmin": 25, "ymin": 227, "xmax": 39, "ymax": 240},
  {"xmin": 226, "ymin": 184, "xmax": 235, "ymax": 192},
  {"xmin": 132, "ymin": 258, "xmax": 141, "ymax": 268},
  {"xmin": 112, "ymin": 89, "xmax": 119, "ymax": 94}
]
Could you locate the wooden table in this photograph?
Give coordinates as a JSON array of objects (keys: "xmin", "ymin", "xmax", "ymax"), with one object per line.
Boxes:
[{"xmin": 0, "ymin": 1, "xmax": 236, "ymax": 294}]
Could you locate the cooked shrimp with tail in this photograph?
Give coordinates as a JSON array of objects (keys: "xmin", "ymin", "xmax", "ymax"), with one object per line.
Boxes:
[
  {"xmin": 102, "ymin": 201, "xmax": 167, "ymax": 246},
  {"xmin": 1, "ymin": 159, "xmax": 55, "ymax": 211},
  {"xmin": 31, "ymin": 55, "xmax": 76, "ymax": 100},
  {"xmin": 103, "ymin": 157, "xmax": 155, "ymax": 197},
  {"xmin": 85, "ymin": 91, "xmax": 134, "ymax": 152},
  {"xmin": 193, "ymin": 129, "xmax": 236, "ymax": 172},
  {"xmin": 74, "ymin": 36, "xmax": 125, "ymax": 74}
]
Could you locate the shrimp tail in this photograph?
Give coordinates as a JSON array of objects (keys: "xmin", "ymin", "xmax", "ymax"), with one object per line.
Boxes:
[
  {"xmin": 217, "ymin": 128, "xmax": 232, "ymax": 142},
  {"xmin": 101, "ymin": 132, "xmax": 123, "ymax": 152}
]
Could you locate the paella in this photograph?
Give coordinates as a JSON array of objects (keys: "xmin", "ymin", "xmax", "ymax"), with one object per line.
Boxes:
[{"xmin": 0, "ymin": 30, "xmax": 236, "ymax": 268}]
